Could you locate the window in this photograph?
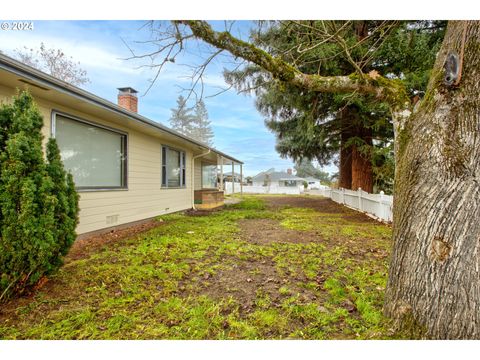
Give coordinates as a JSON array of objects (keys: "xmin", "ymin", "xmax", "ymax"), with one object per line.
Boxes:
[
  {"xmin": 53, "ymin": 113, "xmax": 127, "ymax": 189},
  {"xmin": 284, "ymin": 180, "xmax": 297, "ymax": 187},
  {"xmin": 202, "ymin": 163, "xmax": 217, "ymax": 189},
  {"xmin": 162, "ymin": 145, "xmax": 186, "ymax": 188}
]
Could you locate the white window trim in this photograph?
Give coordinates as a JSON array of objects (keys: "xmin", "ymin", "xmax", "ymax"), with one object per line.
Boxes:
[{"xmin": 51, "ymin": 110, "xmax": 128, "ymax": 192}]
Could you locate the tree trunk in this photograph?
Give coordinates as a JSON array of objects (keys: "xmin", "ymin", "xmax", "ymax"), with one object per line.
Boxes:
[
  {"xmin": 338, "ymin": 107, "xmax": 374, "ymax": 192},
  {"xmin": 351, "ymin": 125, "xmax": 373, "ymax": 193},
  {"xmin": 339, "ymin": 126, "xmax": 353, "ymax": 189},
  {"xmin": 339, "ymin": 140, "xmax": 352, "ymax": 189},
  {"xmin": 385, "ymin": 21, "xmax": 480, "ymax": 339},
  {"xmin": 351, "ymin": 145, "xmax": 373, "ymax": 193}
]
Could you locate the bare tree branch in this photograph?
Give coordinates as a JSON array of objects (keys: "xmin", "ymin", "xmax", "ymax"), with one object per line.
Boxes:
[{"xmin": 13, "ymin": 43, "xmax": 90, "ymax": 86}]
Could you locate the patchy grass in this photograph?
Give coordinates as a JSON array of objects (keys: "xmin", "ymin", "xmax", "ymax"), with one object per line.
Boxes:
[{"xmin": 0, "ymin": 195, "xmax": 407, "ymax": 339}]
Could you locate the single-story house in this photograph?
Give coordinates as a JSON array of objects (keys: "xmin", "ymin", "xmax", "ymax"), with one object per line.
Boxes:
[
  {"xmin": 304, "ymin": 176, "xmax": 325, "ymax": 190},
  {"xmin": 0, "ymin": 53, "xmax": 243, "ymax": 236},
  {"xmin": 252, "ymin": 168, "xmax": 305, "ymax": 188},
  {"xmin": 221, "ymin": 171, "xmax": 242, "ymax": 183}
]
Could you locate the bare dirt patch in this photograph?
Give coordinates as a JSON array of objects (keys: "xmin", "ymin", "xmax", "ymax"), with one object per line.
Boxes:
[
  {"xmin": 189, "ymin": 257, "xmax": 319, "ymax": 315},
  {"xmin": 260, "ymin": 196, "xmax": 346, "ymax": 212},
  {"xmin": 261, "ymin": 196, "xmax": 378, "ymax": 221},
  {"xmin": 238, "ymin": 218, "xmax": 321, "ymax": 245}
]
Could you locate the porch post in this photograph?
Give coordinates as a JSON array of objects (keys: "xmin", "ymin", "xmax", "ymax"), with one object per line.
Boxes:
[
  {"xmin": 220, "ymin": 156, "xmax": 224, "ymax": 192},
  {"xmin": 232, "ymin": 162, "xmax": 235, "ymax": 194},
  {"xmin": 240, "ymin": 163, "xmax": 243, "ymax": 197}
]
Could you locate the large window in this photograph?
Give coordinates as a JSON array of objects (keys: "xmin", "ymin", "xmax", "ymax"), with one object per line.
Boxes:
[
  {"xmin": 54, "ymin": 113, "xmax": 127, "ymax": 189},
  {"xmin": 162, "ymin": 145, "xmax": 186, "ymax": 188},
  {"xmin": 202, "ymin": 163, "xmax": 217, "ymax": 189}
]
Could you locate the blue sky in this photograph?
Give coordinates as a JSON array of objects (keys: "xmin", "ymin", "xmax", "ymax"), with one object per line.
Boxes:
[{"xmin": 0, "ymin": 20, "xmax": 337, "ymax": 176}]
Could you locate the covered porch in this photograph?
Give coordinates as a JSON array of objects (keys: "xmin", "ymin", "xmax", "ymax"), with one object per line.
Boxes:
[{"xmin": 193, "ymin": 151, "xmax": 243, "ymax": 210}]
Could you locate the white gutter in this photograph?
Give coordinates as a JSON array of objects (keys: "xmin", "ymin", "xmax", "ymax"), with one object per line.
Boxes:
[{"xmin": 191, "ymin": 149, "xmax": 211, "ymax": 210}]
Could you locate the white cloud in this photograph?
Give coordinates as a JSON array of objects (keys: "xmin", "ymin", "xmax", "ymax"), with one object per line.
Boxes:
[{"xmin": 0, "ymin": 32, "xmax": 139, "ymax": 75}]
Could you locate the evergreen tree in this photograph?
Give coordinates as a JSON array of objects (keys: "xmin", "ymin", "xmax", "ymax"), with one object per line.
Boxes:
[
  {"xmin": 192, "ymin": 100, "xmax": 214, "ymax": 146},
  {"xmin": 169, "ymin": 96, "xmax": 214, "ymax": 146},
  {"xmin": 169, "ymin": 95, "xmax": 195, "ymax": 135},
  {"xmin": 294, "ymin": 159, "xmax": 331, "ymax": 184},
  {"xmin": 0, "ymin": 91, "xmax": 79, "ymax": 301},
  {"xmin": 224, "ymin": 21, "xmax": 445, "ymax": 192},
  {"xmin": 46, "ymin": 138, "xmax": 79, "ymax": 261}
]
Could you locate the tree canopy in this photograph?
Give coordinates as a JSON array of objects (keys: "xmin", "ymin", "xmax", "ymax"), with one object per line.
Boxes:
[{"xmin": 294, "ymin": 159, "xmax": 331, "ymax": 184}]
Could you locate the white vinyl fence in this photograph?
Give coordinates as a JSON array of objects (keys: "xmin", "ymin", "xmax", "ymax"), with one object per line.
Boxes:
[
  {"xmin": 224, "ymin": 182, "xmax": 303, "ymax": 195},
  {"xmin": 311, "ymin": 187, "xmax": 393, "ymax": 222},
  {"xmin": 224, "ymin": 182, "xmax": 392, "ymax": 222}
]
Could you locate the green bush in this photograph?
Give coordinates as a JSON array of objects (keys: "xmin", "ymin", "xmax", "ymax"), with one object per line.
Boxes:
[{"xmin": 0, "ymin": 91, "xmax": 79, "ymax": 301}]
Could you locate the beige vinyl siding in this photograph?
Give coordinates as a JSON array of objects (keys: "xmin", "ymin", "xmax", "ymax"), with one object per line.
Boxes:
[
  {"xmin": 0, "ymin": 85, "xmax": 194, "ymax": 234},
  {"xmin": 194, "ymin": 161, "xmax": 202, "ymax": 190}
]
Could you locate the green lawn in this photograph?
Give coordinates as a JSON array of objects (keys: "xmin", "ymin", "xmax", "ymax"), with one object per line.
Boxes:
[{"xmin": 0, "ymin": 195, "xmax": 407, "ymax": 339}]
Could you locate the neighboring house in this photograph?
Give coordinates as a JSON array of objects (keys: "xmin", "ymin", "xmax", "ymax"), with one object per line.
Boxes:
[
  {"xmin": 221, "ymin": 171, "xmax": 242, "ymax": 183},
  {"xmin": 0, "ymin": 54, "xmax": 242, "ymax": 235},
  {"xmin": 304, "ymin": 177, "xmax": 325, "ymax": 190},
  {"xmin": 252, "ymin": 168, "xmax": 305, "ymax": 188}
]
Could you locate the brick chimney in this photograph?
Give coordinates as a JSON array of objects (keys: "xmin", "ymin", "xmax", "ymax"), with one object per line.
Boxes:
[
  {"xmin": 287, "ymin": 168, "xmax": 292, "ymax": 175},
  {"xmin": 117, "ymin": 87, "xmax": 138, "ymax": 113}
]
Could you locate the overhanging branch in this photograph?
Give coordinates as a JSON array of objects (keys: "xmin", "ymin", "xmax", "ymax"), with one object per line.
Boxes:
[{"xmin": 175, "ymin": 20, "xmax": 409, "ymax": 108}]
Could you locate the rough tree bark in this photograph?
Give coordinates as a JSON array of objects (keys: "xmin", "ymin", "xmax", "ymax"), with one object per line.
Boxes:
[
  {"xmin": 351, "ymin": 142, "xmax": 373, "ymax": 193},
  {"xmin": 339, "ymin": 109, "xmax": 353, "ymax": 189},
  {"xmin": 339, "ymin": 107, "xmax": 374, "ymax": 192},
  {"xmin": 350, "ymin": 108, "xmax": 374, "ymax": 193},
  {"xmin": 384, "ymin": 21, "xmax": 480, "ymax": 339},
  {"xmin": 339, "ymin": 133, "xmax": 353, "ymax": 189}
]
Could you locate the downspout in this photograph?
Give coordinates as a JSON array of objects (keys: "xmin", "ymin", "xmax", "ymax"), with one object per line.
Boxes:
[{"xmin": 191, "ymin": 148, "xmax": 211, "ymax": 210}]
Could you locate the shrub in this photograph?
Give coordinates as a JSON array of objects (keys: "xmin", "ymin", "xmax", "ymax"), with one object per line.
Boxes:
[
  {"xmin": 46, "ymin": 138, "xmax": 79, "ymax": 260},
  {"xmin": 0, "ymin": 91, "xmax": 79, "ymax": 301}
]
